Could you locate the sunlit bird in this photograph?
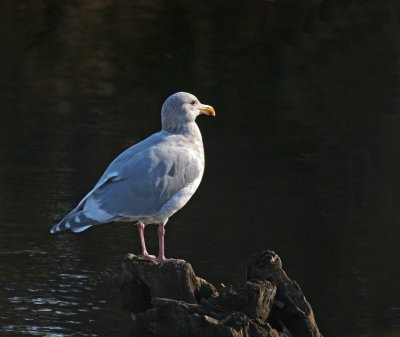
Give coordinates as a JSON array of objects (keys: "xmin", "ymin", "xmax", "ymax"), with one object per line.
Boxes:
[{"xmin": 51, "ymin": 92, "xmax": 215, "ymax": 262}]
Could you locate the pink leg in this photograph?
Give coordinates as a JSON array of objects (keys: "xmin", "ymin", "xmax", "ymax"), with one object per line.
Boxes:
[
  {"xmin": 156, "ymin": 222, "xmax": 185, "ymax": 263},
  {"xmin": 137, "ymin": 222, "xmax": 156, "ymax": 260}
]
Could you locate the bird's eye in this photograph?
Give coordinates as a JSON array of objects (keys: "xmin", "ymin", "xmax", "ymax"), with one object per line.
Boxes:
[{"xmin": 190, "ymin": 100, "xmax": 196, "ymax": 105}]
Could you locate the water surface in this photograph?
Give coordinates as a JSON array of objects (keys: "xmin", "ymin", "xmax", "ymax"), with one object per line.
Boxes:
[{"xmin": 1, "ymin": 1, "xmax": 400, "ymax": 336}]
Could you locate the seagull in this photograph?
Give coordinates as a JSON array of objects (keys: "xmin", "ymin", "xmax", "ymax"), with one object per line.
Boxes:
[{"xmin": 50, "ymin": 92, "xmax": 215, "ymax": 262}]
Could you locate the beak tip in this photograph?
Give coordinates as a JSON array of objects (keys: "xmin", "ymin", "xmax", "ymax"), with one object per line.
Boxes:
[{"xmin": 199, "ymin": 104, "xmax": 216, "ymax": 117}]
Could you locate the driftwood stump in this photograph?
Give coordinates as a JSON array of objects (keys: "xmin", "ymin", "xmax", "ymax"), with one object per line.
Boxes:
[{"xmin": 110, "ymin": 250, "xmax": 323, "ymax": 337}]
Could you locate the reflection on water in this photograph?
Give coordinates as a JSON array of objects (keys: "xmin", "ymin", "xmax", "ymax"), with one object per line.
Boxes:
[
  {"xmin": 0, "ymin": 232, "xmax": 127, "ymax": 336},
  {"xmin": 1, "ymin": 0, "xmax": 400, "ymax": 336}
]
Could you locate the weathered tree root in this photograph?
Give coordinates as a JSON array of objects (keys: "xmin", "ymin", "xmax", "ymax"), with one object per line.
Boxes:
[{"xmin": 109, "ymin": 250, "xmax": 323, "ymax": 337}]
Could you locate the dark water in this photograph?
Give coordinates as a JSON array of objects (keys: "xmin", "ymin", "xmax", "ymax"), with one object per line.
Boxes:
[{"xmin": 1, "ymin": 0, "xmax": 400, "ymax": 336}]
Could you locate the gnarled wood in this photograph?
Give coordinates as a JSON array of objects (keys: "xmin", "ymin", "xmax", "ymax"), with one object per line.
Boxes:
[
  {"xmin": 247, "ymin": 251, "xmax": 323, "ymax": 337},
  {"xmin": 111, "ymin": 251, "xmax": 323, "ymax": 337}
]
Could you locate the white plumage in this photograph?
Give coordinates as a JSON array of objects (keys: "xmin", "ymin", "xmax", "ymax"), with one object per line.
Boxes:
[{"xmin": 51, "ymin": 92, "xmax": 215, "ymax": 262}]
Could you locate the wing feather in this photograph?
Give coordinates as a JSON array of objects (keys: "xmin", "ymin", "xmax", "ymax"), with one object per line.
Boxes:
[
  {"xmin": 50, "ymin": 131, "xmax": 203, "ymax": 233},
  {"xmin": 87, "ymin": 141, "xmax": 203, "ymax": 218}
]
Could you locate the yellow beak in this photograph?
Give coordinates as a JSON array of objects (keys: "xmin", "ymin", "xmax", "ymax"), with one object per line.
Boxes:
[{"xmin": 199, "ymin": 104, "xmax": 216, "ymax": 117}]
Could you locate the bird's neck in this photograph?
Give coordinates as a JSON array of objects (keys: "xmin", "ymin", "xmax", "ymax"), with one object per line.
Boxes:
[{"xmin": 162, "ymin": 122, "xmax": 203, "ymax": 141}]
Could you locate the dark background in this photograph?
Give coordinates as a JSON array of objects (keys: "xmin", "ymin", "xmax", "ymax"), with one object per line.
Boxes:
[{"xmin": 1, "ymin": 0, "xmax": 399, "ymax": 336}]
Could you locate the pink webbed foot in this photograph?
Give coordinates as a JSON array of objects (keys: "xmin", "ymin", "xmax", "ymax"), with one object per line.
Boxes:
[
  {"xmin": 137, "ymin": 222, "xmax": 157, "ymax": 261},
  {"xmin": 156, "ymin": 223, "xmax": 185, "ymax": 263},
  {"xmin": 142, "ymin": 252, "xmax": 157, "ymax": 261},
  {"xmin": 156, "ymin": 256, "xmax": 186, "ymax": 263}
]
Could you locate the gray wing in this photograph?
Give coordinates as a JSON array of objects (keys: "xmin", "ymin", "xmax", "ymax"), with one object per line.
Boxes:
[
  {"xmin": 79, "ymin": 130, "xmax": 171, "ymax": 208},
  {"xmin": 51, "ymin": 133, "xmax": 203, "ymax": 233},
  {"xmin": 86, "ymin": 141, "xmax": 202, "ymax": 217}
]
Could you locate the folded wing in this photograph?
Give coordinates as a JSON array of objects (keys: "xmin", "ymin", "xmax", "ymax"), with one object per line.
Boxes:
[{"xmin": 51, "ymin": 134, "xmax": 203, "ymax": 233}]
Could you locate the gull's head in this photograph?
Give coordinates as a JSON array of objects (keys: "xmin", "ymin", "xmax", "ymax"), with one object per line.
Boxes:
[{"xmin": 161, "ymin": 92, "xmax": 215, "ymax": 130}]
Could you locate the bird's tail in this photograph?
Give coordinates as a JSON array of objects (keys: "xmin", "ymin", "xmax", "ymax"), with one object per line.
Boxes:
[{"xmin": 50, "ymin": 209, "xmax": 100, "ymax": 233}]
